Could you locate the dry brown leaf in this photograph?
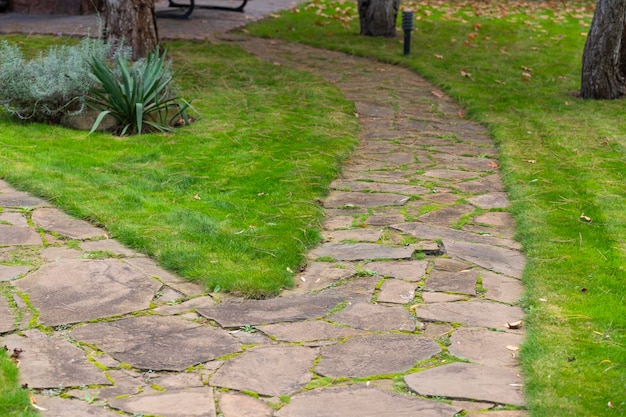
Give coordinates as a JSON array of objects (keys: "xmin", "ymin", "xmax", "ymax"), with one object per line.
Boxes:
[
  {"xmin": 506, "ymin": 320, "xmax": 523, "ymax": 329},
  {"xmin": 435, "ymin": 54, "xmax": 444, "ymax": 59},
  {"xmin": 506, "ymin": 345, "xmax": 520, "ymax": 351},
  {"xmin": 193, "ymin": 193, "xmax": 201, "ymax": 200},
  {"xmin": 431, "ymin": 90, "xmax": 444, "ymax": 98},
  {"xmin": 488, "ymin": 161, "xmax": 500, "ymax": 169},
  {"xmin": 580, "ymin": 213, "xmax": 592, "ymax": 222},
  {"xmin": 526, "ymin": 159, "xmax": 536, "ymax": 164}
]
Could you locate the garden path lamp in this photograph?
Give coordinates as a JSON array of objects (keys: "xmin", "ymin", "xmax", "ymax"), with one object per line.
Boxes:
[{"xmin": 402, "ymin": 11, "xmax": 414, "ymax": 56}]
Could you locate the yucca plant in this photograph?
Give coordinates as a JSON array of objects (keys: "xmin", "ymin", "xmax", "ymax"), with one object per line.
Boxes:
[{"xmin": 88, "ymin": 49, "xmax": 191, "ymax": 135}]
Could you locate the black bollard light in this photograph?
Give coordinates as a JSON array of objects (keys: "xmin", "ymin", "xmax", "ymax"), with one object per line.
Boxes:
[{"xmin": 402, "ymin": 10, "xmax": 414, "ymax": 56}]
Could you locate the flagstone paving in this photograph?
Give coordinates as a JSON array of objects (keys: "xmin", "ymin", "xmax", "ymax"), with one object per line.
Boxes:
[{"xmin": 0, "ymin": 11, "xmax": 529, "ymax": 417}]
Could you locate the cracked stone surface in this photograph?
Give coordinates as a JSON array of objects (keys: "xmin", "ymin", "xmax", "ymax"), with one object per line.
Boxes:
[{"xmin": 0, "ymin": 14, "xmax": 529, "ymax": 415}]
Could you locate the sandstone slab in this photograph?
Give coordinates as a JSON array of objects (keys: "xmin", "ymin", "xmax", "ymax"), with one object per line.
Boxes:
[
  {"xmin": 467, "ymin": 192, "xmax": 510, "ymax": 209},
  {"xmin": 0, "ymin": 224, "xmax": 42, "ymax": 246},
  {"xmin": 481, "ymin": 271, "xmax": 524, "ymax": 304},
  {"xmin": 377, "ymin": 279, "xmax": 416, "ymax": 304},
  {"xmin": 257, "ymin": 320, "xmax": 365, "ymax": 342},
  {"xmin": 32, "ymin": 396, "xmax": 120, "ymax": 416},
  {"xmin": 108, "ymin": 387, "xmax": 216, "ymax": 417},
  {"xmin": 404, "ymin": 362, "xmax": 525, "ymax": 406},
  {"xmin": 276, "ymin": 385, "xmax": 462, "ymax": 417},
  {"xmin": 324, "ymin": 191, "xmax": 409, "ymax": 208},
  {"xmin": 316, "ymin": 334, "xmax": 440, "ymax": 378},
  {"xmin": 0, "ymin": 296, "xmax": 15, "ymax": 333},
  {"xmin": 422, "ymin": 169, "xmax": 478, "ymax": 181},
  {"xmin": 71, "ymin": 316, "xmax": 240, "ymax": 371},
  {"xmin": 331, "ymin": 180, "xmax": 428, "ymax": 195},
  {"xmin": 391, "ymin": 223, "xmax": 520, "ymax": 250},
  {"xmin": 455, "ymin": 174, "xmax": 506, "ymax": 193},
  {"xmin": 0, "ymin": 210, "xmax": 28, "ymax": 227},
  {"xmin": 218, "ymin": 392, "xmax": 274, "ymax": 417},
  {"xmin": 424, "ymin": 270, "xmax": 479, "ymax": 295},
  {"xmin": 295, "ymin": 262, "xmax": 356, "ymax": 292},
  {"xmin": 474, "ymin": 212, "xmax": 516, "ymax": 228},
  {"xmin": 14, "ymin": 258, "xmax": 161, "ymax": 326},
  {"xmin": 365, "ymin": 214, "xmax": 406, "ymax": 226},
  {"xmin": 210, "ymin": 346, "xmax": 317, "ymax": 396},
  {"xmin": 329, "ymin": 302, "xmax": 415, "ymax": 331},
  {"xmin": 0, "ymin": 189, "xmax": 49, "ymax": 208},
  {"xmin": 449, "ymin": 328, "xmax": 523, "ymax": 367},
  {"xmin": 124, "ymin": 256, "xmax": 204, "ymax": 296},
  {"xmin": 80, "ymin": 239, "xmax": 142, "ymax": 257},
  {"xmin": 418, "ymin": 204, "xmax": 475, "ymax": 227},
  {"xmin": 0, "ymin": 265, "xmax": 30, "ymax": 281},
  {"xmin": 1, "ymin": 330, "xmax": 110, "ymax": 388},
  {"xmin": 422, "ymin": 292, "xmax": 467, "ymax": 303},
  {"xmin": 310, "ymin": 243, "xmax": 414, "ymax": 261},
  {"xmin": 323, "ymin": 228, "xmax": 382, "ymax": 243},
  {"xmin": 31, "ymin": 207, "xmax": 106, "ymax": 239},
  {"xmin": 197, "ymin": 293, "xmax": 345, "ymax": 327},
  {"xmin": 423, "ymin": 323, "xmax": 454, "ymax": 338},
  {"xmin": 323, "ymin": 215, "xmax": 354, "ymax": 230},
  {"xmin": 415, "ymin": 301, "xmax": 524, "ymax": 330},
  {"xmin": 363, "ymin": 260, "xmax": 428, "ymax": 281},
  {"xmin": 443, "ymin": 240, "xmax": 525, "ymax": 278}
]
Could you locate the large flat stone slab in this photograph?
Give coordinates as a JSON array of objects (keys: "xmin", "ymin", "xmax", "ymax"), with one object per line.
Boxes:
[
  {"xmin": 0, "ymin": 265, "xmax": 31, "ymax": 281},
  {"xmin": 124, "ymin": 256, "xmax": 205, "ymax": 296},
  {"xmin": 295, "ymin": 262, "xmax": 356, "ymax": 292},
  {"xmin": 31, "ymin": 207, "xmax": 107, "ymax": 239},
  {"xmin": 443, "ymin": 240, "xmax": 525, "ymax": 278},
  {"xmin": 330, "ymin": 180, "xmax": 429, "ymax": 195},
  {"xmin": 32, "ymin": 395, "xmax": 120, "ymax": 416},
  {"xmin": 0, "ymin": 224, "xmax": 42, "ymax": 246},
  {"xmin": 276, "ymin": 385, "xmax": 462, "ymax": 417},
  {"xmin": 455, "ymin": 174, "xmax": 506, "ymax": 193},
  {"xmin": 310, "ymin": 243, "xmax": 414, "ymax": 261},
  {"xmin": 108, "ymin": 387, "xmax": 216, "ymax": 417},
  {"xmin": 418, "ymin": 204, "xmax": 475, "ymax": 227},
  {"xmin": 210, "ymin": 346, "xmax": 317, "ymax": 396},
  {"xmin": 377, "ymin": 279, "xmax": 416, "ymax": 303},
  {"xmin": 70, "ymin": 316, "xmax": 240, "ymax": 371},
  {"xmin": 404, "ymin": 362, "xmax": 525, "ymax": 406},
  {"xmin": 481, "ymin": 271, "xmax": 524, "ymax": 304},
  {"xmin": 197, "ymin": 293, "xmax": 346, "ymax": 327},
  {"xmin": 14, "ymin": 258, "xmax": 161, "ymax": 326},
  {"xmin": 391, "ymin": 223, "xmax": 520, "ymax": 250},
  {"xmin": 424, "ymin": 270, "xmax": 479, "ymax": 295},
  {"xmin": 415, "ymin": 301, "xmax": 524, "ymax": 330},
  {"xmin": 0, "ymin": 210, "xmax": 28, "ymax": 227},
  {"xmin": 0, "ymin": 189, "xmax": 49, "ymax": 208},
  {"xmin": 257, "ymin": 320, "xmax": 365, "ymax": 342},
  {"xmin": 1, "ymin": 330, "xmax": 110, "ymax": 389},
  {"xmin": 449, "ymin": 328, "xmax": 523, "ymax": 367},
  {"xmin": 467, "ymin": 192, "xmax": 510, "ymax": 209},
  {"xmin": 324, "ymin": 191, "xmax": 410, "ymax": 208},
  {"xmin": 0, "ymin": 296, "xmax": 15, "ymax": 333},
  {"xmin": 328, "ymin": 302, "xmax": 415, "ymax": 331},
  {"xmin": 323, "ymin": 228, "xmax": 382, "ymax": 243},
  {"xmin": 218, "ymin": 392, "xmax": 274, "ymax": 417},
  {"xmin": 363, "ymin": 260, "xmax": 428, "ymax": 281},
  {"xmin": 316, "ymin": 334, "xmax": 440, "ymax": 378}
]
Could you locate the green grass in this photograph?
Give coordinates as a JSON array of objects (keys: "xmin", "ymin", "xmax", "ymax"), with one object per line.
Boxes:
[
  {"xmin": 0, "ymin": 35, "xmax": 358, "ymax": 298},
  {"xmin": 246, "ymin": 1, "xmax": 625, "ymax": 416},
  {"xmin": 0, "ymin": 349, "xmax": 38, "ymax": 417}
]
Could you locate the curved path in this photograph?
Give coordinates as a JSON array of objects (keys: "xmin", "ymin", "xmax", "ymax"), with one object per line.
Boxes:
[{"xmin": 1, "ymin": 7, "xmax": 528, "ymax": 417}]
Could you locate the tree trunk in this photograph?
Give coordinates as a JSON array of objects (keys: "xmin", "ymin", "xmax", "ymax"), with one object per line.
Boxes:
[
  {"xmin": 103, "ymin": 0, "xmax": 159, "ymax": 61},
  {"xmin": 580, "ymin": 0, "xmax": 626, "ymax": 99},
  {"xmin": 357, "ymin": 0, "xmax": 400, "ymax": 37}
]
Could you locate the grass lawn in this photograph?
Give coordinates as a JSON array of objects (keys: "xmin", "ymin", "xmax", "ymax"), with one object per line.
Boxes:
[
  {"xmin": 0, "ymin": 348, "xmax": 38, "ymax": 417},
  {"xmin": 246, "ymin": 0, "xmax": 625, "ymax": 415}
]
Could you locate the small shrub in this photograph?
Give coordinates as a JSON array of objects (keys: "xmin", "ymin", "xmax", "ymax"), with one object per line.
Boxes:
[
  {"xmin": 0, "ymin": 38, "xmax": 110, "ymax": 123},
  {"xmin": 88, "ymin": 49, "xmax": 191, "ymax": 136}
]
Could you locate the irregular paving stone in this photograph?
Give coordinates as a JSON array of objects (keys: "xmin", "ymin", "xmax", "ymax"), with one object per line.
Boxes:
[
  {"xmin": 424, "ymin": 270, "xmax": 479, "ymax": 295},
  {"xmin": 77, "ymin": 369, "xmax": 144, "ymax": 400},
  {"xmin": 363, "ymin": 260, "xmax": 428, "ymax": 281},
  {"xmin": 324, "ymin": 191, "xmax": 410, "ymax": 208},
  {"xmin": 124, "ymin": 256, "xmax": 205, "ymax": 296},
  {"xmin": 31, "ymin": 207, "xmax": 107, "ymax": 239},
  {"xmin": 316, "ymin": 334, "xmax": 440, "ymax": 378},
  {"xmin": 455, "ymin": 174, "xmax": 505, "ymax": 193},
  {"xmin": 108, "ymin": 387, "xmax": 216, "ymax": 417},
  {"xmin": 80, "ymin": 239, "xmax": 143, "ymax": 257},
  {"xmin": 449, "ymin": 328, "xmax": 523, "ymax": 367},
  {"xmin": 218, "ymin": 392, "xmax": 274, "ymax": 417},
  {"xmin": 323, "ymin": 215, "xmax": 354, "ymax": 230},
  {"xmin": 0, "ymin": 224, "xmax": 42, "ymax": 246},
  {"xmin": 466, "ymin": 411, "xmax": 529, "ymax": 417},
  {"xmin": 0, "ymin": 189, "xmax": 49, "ymax": 208},
  {"xmin": 422, "ymin": 192, "xmax": 462, "ymax": 205},
  {"xmin": 1, "ymin": 330, "xmax": 110, "ymax": 388},
  {"xmin": 365, "ymin": 214, "xmax": 406, "ymax": 226},
  {"xmin": 418, "ymin": 204, "xmax": 475, "ymax": 227},
  {"xmin": 468, "ymin": 192, "xmax": 510, "ymax": 209},
  {"xmin": 32, "ymin": 395, "xmax": 120, "ymax": 417},
  {"xmin": 377, "ymin": 279, "xmax": 416, "ymax": 304},
  {"xmin": 430, "ymin": 153, "xmax": 497, "ymax": 171},
  {"xmin": 421, "ymin": 292, "xmax": 467, "ymax": 303},
  {"xmin": 276, "ymin": 385, "xmax": 462, "ymax": 417},
  {"xmin": 323, "ymin": 228, "xmax": 382, "ymax": 243},
  {"xmin": 391, "ymin": 223, "xmax": 521, "ymax": 250},
  {"xmin": 14, "ymin": 258, "xmax": 161, "ymax": 326},
  {"xmin": 443, "ymin": 240, "xmax": 525, "ymax": 278},
  {"xmin": 152, "ymin": 295, "xmax": 216, "ymax": 315},
  {"xmin": 71, "ymin": 316, "xmax": 240, "ymax": 371},
  {"xmin": 423, "ymin": 323, "xmax": 454, "ymax": 338},
  {"xmin": 197, "ymin": 293, "xmax": 346, "ymax": 327},
  {"xmin": 329, "ymin": 302, "xmax": 415, "ymax": 331},
  {"xmin": 310, "ymin": 243, "xmax": 414, "ymax": 261},
  {"xmin": 295, "ymin": 262, "xmax": 357, "ymax": 292},
  {"xmin": 257, "ymin": 320, "xmax": 365, "ymax": 342},
  {"xmin": 342, "ymin": 170, "xmax": 411, "ymax": 183},
  {"xmin": 152, "ymin": 372, "xmax": 205, "ymax": 389},
  {"xmin": 422, "ymin": 169, "xmax": 479, "ymax": 181},
  {"xmin": 451, "ymin": 400, "xmax": 494, "ymax": 412},
  {"xmin": 404, "ymin": 362, "xmax": 525, "ymax": 406},
  {"xmin": 331, "ymin": 180, "xmax": 428, "ymax": 195},
  {"xmin": 433, "ymin": 258, "xmax": 474, "ymax": 272},
  {"xmin": 0, "ymin": 210, "xmax": 28, "ymax": 227},
  {"xmin": 210, "ymin": 346, "xmax": 318, "ymax": 396},
  {"xmin": 0, "ymin": 296, "xmax": 15, "ymax": 333},
  {"xmin": 415, "ymin": 301, "xmax": 524, "ymax": 331},
  {"xmin": 474, "ymin": 212, "xmax": 516, "ymax": 228},
  {"xmin": 40, "ymin": 246, "xmax": 83, "ymax": 261},
  {"xmin": 320, "ymin": 275, "xmax": 379, "ymax": 301},
  {"xmin": 481, "ymin": 271, "xmax": 524, "ymax": 304},
  {"xmin": 0, "ymin": 265, "xmax": 30, "ymax": 281}
]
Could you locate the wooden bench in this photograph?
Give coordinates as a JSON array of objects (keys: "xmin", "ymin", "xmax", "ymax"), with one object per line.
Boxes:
[{"xmin": 157, "ymin": 0, "xmax": 247, "ymax": 19}]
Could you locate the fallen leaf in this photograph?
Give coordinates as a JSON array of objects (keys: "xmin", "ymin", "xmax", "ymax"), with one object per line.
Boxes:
[
  {"xmin": 487, "ymin": 161, "xmax": 499, "ymax": 169},
  {"xmin": 506, "ymin": 320, "xmax": 523, "ymax": 329},
  {"xmin": 526, "ymin": 159, "xmax": 536, "ymax": 164},
  {"xmin": 506, "ymin": 345, "xmax": 520, "ymax": 351},
  {"xmin": 193, "ymin": 193, "xmax": 201, "ymax": 200},
  {"xmin": 460, "ymin": 69, "xmax": 473, "ymax": 78},
  {"xmin": 434, "ymin": 54, "xmax": 444, "ymax": 59},
  {"xmin": 608, "ymin": 401, "xmax": 615, "ymax": 409},
  {"xmin": 457, "ymin": 110, "xmax": 466, "ymax": 118},
  {"xmin": 580, "ymin": 213, "xmax": 592, "ymax": 222},
  {"xmin": 431, "ymin": 90, "xmax": 444, "ymax": 98}
]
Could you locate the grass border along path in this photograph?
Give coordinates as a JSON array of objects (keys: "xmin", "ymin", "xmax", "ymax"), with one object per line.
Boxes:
[{"xmin": 246, "ymin": 1, "xmax": 626, "ymax": 416}]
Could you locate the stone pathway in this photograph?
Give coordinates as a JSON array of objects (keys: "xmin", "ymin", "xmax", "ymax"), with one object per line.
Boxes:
[{"xmin": 1, "ymin": 15, "xmax": 528, "ymax": 417}]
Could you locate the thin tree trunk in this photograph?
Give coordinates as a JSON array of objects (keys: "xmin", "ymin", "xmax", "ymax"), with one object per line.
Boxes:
[
  {"xmin": 357, "ymin": 0, "xmax": 401, "ymax": 37},
  {"xmin": 103, "ymin": 0, "xmax": 159, "ymax": 61},
  {"xmin": 580, "ymin": 0, "xmax": 626, "ymax": 99}
]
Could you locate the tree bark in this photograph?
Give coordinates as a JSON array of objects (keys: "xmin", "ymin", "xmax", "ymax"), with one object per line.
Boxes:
[
  {"xmin": 103, "ymin": 0, "xmax": 159, "ymax": 61},
  {"xmin": 358, "ymin": 0, "xmax": 401, "ymax": 37},
  {"xmin": 580, "ymin": 0, "xmax": 626, "ymax": 99}
]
